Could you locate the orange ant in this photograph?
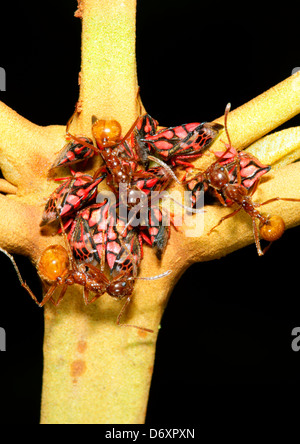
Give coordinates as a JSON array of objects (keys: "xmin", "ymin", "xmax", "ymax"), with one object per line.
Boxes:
[
  {"xmin": 0, "ymin": 211, "xmax": 171, "ymax": 333},
  {"xmin": 186, "ymin": 103, "xmax": 300, "ymax": 255}
]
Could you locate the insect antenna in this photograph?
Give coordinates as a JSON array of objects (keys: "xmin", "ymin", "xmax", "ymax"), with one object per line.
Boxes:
[
  {"xmin": 116, "ymin": 296, "xmax": 154, "ymax": 333},
  {"xmin": 224, "ymin": 102, "xmax": 232, "ymax": 149},
  {"xmin": 214, "ymin": 102, "xmax": 237, "ymax": 162},
  {"xmin": 115, "ymin": 229, "xmax": 141, "ymax": 280},
  {"xmin": 147, "ymin": 155, "xmax": 182, "ymax": 185},
  {"xmin": 116, "ymin": 270, "xmax": 171, "ymax": 334},
  {"xmin": 63, "ymin": 106, "xmax": 99, "ymax": 155},
  {"xmin": 134, "ymin": 269, "xmax": 172, "ymax": 281}
]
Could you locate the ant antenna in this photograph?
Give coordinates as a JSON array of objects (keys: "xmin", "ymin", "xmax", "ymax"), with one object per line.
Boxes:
[
  {"xmin": 116, "ymin": 269, "xmax": 172, "ymax": 334},
  {"xmin": 116, "ymin": 296, "xmax": 154, "ymax": 333},
  {"xmin": 224, "ymin": 102, "xmax": 232, "ymax": 149},
  {"xmin": 135, "ymin": 269, "xmax": 172, "ymax": 281},
  {"xmin": 147, "ymin": 155, "xmax": 182, "ymax": 185},
  {"xmin": 213, "ymin": 102, "xmax": 235, "ymax": 163}
]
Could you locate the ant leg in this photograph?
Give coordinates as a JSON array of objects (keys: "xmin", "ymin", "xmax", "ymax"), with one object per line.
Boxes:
[
  {"xmin": 66, "ymin": 132, "xmax": 99, "ymax": 155},
  {"xmin": 39, "ymin": 281, "xmax": 63, "ymax": 307},
  {"xmin": 92, "ymin": 166, "xmax": 107, "ymax": 180},
  {"xmin": 82, "ymin": 265, "xmax": 108, "ymax": 304},
  {"xmin": 251, "ymin": 218, "xmax": 264, "ymax": 256},
  {"xmin": 180, "ymin": 169, "xmax": 204, "ymax": 185},
  {"xmin": 208, "ymin": 207, "xmax": 242, "ymax": 235},
  {"xmin": 84, "ymin": 290, "xmax": 104, "ymax": 305},
  {"xmin": 248, "ymin": 179, "xmax": 260, "ymax": 197},
  {"xmin": 116, "ymin": 296, "xmax": 154, "ymax": 333},
  {"xmin": 213, "ymin": 189, "xmax": 227, "ymax": 206},
  {"xmin": 114, "ymin": 115, "xmax": 141, "ymax": 148},
  {"xmin": 21, "ymin": 282, "xmax": 41, "ymax": 306},
  {"xmin": 83, "ymin": 287, "xmax": 92, "ymax": 305},
  {"xmin": 173, "ymin": 159, "xmax": 200, "ymax": 169},
  {"xmin": 50, "ymin": 282, "xmax": 70, "ymax": 306},
  {"xmin": 85, "ymin": 262, "xmax": 105, "ymax": 276},
  {"xmin": 0, "ymin": 247, "xmax": 41, "ymax": 306},
  {"xmin": 257, "ymin": 197, "xmax": 300, "ymax": 207},
  {"xmin": 115, "ymin": 270, "xmax": 171, "ymax": 332}
]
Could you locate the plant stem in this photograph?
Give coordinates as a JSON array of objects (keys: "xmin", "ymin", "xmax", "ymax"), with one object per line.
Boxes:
[
  {"xmin": 40, "ymin": 0, "xmax": 160, "ymax": 424},
  {"xmin": 76, "ymin": 0, "xmax": 139, "ymax": 135}
]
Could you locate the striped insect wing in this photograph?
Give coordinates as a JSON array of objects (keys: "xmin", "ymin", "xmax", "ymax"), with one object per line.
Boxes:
[
  {"xmin": 111, "ymin": 229, "xmax": 141, "ymax": 275},
  {"xmin": 40, "ymin": 177, "xmax": 73, "ymax": 226},
  {"xmin": 214, "ymin": 147, "xmax": 238, "ymax": 164},
  {"xmin": 131, "ymin": 167, "xmax": 168, "ymax": 195},
  {"xmin": 217, "ymin": 150, "xmax": 271, "ymax": 190},
  {"xmin": 69, "ymin": 201, "xmax": 111, "ymax": 265},
  {"xmin": 174, "ymin": 122, "xmax": 224, "ymax": 158},
  {"xmin": 116, "ymin": 140, "xmax": 139, "ymax": 173},
  {"xmin": 107, "ymin": 230, "xmax": 140, "ymax": 299},
  {"xmin": 69, "ymin": 216, "xmax": 97, "ymax": 263},
  {"xmin": 70, "ymin": 202, "xmax": 137, "ymax": 274},
  {"xmin": 92, "ymin": 203, "xmax": 116, "ymax": 267},
  {"xmin": 143, "ymin": 121, "xmax": 223, "ymax": 163},
  {"xmin": 105, "ymin": 215, "xmax": 134, "ymax": 271},
  {"xmin": 50, "ymin": 136, "xmax": 96, "ymax": 170},
  {"xmin": 136, "ymin": 114, "xmax": 159, "ymax": 139},
  {"xmin": 140, "ymin": 206, "xmax": 170, "ymax": 259},
  {"xmin": 186, "ymin": 176, "xmax": 206, "ymax": 208},
  {"xmin": 40, "ymin": 173, "xmax": 106, "ymax": 227},
  {"xmin": 60, "ymin": 173, "xmax": 106, "ymax": 218},
  {"xmin": 133, "ymin": 114, "xmax": 159, "ymax": 167},
  {"xmin": 238, "ymin": 153, "xmax": 271, "ymax": 189}
]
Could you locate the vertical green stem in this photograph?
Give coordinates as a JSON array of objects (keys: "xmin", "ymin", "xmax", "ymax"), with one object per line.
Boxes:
[
  {"xmin": 40, "ymin": 0, "xmax": 163, "ymax": 424},
  {"xmin": 76, "ymin": 0, "xmax": 139, "ymax": 134}
]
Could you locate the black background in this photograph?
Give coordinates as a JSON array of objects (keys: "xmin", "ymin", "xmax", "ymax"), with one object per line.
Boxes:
[{"xmin": 0, "ymin": 0, "xmax": 299, "ymax": 426}]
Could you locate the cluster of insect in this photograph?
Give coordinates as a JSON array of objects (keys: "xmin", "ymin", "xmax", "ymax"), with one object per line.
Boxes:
[{"xmin": 2, "ymin": 102, "xmax": 299, "ymax": 332}]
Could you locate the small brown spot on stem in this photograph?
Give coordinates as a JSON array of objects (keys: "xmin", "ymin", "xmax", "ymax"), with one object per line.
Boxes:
[
  {"xmin": 138, "ymin": 329, "xmax": 149, "ymax": 339},
  {"xmin": 70, "ymin": 359, "xmax": 86, "ymax": 384},
  {"xmin": 77, "ymin": 340, "xmax": 87, "ymax": 354}
]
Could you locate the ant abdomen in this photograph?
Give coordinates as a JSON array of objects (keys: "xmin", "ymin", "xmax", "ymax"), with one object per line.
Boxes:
[
  {"xmin": 259, "ymin": 215, "xmax": 285, "ymax": 242},
  {"xmin": 38, "ymin": 245, "xmax": 69, "ymax": 283},
  {"xmin": 92, "ymin": 119, "xmax": 122, "ymax": 148}
]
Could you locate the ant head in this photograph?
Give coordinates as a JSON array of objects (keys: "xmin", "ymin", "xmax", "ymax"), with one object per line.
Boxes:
[
  {"xmin": 259, "ymin": 215, "xmax": 285, "ymax": 242},
  {"xmin": 108, "ymin": 277, "xmax": 134, "ymax": 299},
  {"xmin": 206, "ymin": 163, "xmax": 229, "ymax": 189},
  {"xmin": 92, "ymin": 119, "xmax": 122, "ymax": 148},
  {"xmin": 38, "ymin": 245, "xmax": 70, "ymax": 283}
]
